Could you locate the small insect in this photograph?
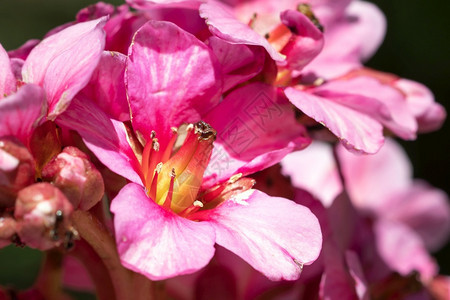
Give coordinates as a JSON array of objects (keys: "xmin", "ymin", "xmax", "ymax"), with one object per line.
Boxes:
[
  {"xmin": 63, "ymin": 228, "xmax": 79, "ymax": 251},
  {"xmin": 297, "ymin": 3, "xmax": 324, "ymax": 32}
]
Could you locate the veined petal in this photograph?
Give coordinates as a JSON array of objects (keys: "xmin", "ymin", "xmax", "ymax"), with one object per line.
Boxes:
[
  {"xmin": 81, "ymin": 51, "xmax": 129, "ymax": 121},
  {"xmin": 56, "ymin": 97, "xmax": 141, "ymax": 184},
  {"xmin": 199, "ymin": 1, "xmax": 285, "ymax": 62},
  {"xmin": 22, "ymin": 17, "xmax": 107, "ymax": 120},
  {"xmin": 111, "ymin": 183, "xmax": 216, "ymax": 280},
  {"xmin": 0, "ymin": 84, "xmax": 46, "ymax": 146},
  {"xmin": 285, "ymin": 86, "xmax": 384, "ymax": 154},
  {"xmin": 203, "ymin": 82, "xmax": 310, "ymax": 187},
  {"xmin": 0, "ymin": 44, "xmax": 16, "ymax": 99},
  {"xmin": 126, "ymin": 20, "xmax": 222, "ymax": 148},
  {"xmin": 195, "ymin": 190, "xmax": 322, "ymax": 281}
]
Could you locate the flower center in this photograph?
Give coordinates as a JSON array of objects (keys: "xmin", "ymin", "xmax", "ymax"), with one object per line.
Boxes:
[{"xmin": 140, "ymin": 121, "xmax": 217, "ymax": 214}]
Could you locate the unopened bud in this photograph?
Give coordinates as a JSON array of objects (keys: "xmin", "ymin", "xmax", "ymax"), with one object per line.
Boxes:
[
  {"xmin": 0, "ymin": 215, "xmax": 17, "ymax": 248},
  {"xmin": 15, "ymin": 183, "xmax": 74, "ymax": 250},
  {"xmin": 0, "ymin": 138, "xmax": 35, "ymax": 208},
  {"xmin": 42, "ymin": 147, "xmax": 104, "ymax": 211}
]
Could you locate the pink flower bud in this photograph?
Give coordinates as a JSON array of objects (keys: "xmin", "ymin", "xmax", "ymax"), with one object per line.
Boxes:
[
  {"xmin": 15, "ymin": 183, "xmax": 75, "ymax": 250},
  {"xmin": 0, "ymin": 138, "xmax": 35, "ymax": 208},
  {"xmin": 42, "ymin": 147, "xmax": 104, "ymax": 211},
  {"xmin": 0, "ymin": 215, "xmax": 17, "ymax": 248}
]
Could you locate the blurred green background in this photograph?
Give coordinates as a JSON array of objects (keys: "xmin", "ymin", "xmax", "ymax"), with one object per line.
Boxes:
[{"xmin": 0, "ymin": 0, "xmax": 448, "ymax": 297}]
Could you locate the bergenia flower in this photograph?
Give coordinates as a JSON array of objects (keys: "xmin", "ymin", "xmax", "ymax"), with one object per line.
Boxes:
[
  {"xmin": 281, "ymin": 139, "xmax": 450, "ymax": 282},
  {"xmin": 58, "ymin": 20, "xmax": 322, "ymax": 280}
]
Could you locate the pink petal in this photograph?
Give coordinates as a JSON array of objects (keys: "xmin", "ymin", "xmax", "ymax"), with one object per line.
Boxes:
[
  {"xmin": 203, "ymin": 83, "xmax": 310, "ymax": 187},
  {"xmin": 374, "ymin": 219, "xmax": 438, "ymax": 282},
  {"xmin": 280, "ymin": 9, "xmax": 324, "ymax": 72},
  {"xmin": 22, "ymin": 17, "xmax": 107, "ymax": 120},
  {"xmin": 345, "ymin": 251, "xmax": 369, "ymax": 300},
  {"xmin": 396, "ymin": 78, "xmax": 446, "ymax": 133},
  {"xmin": 0, "ymin": 44, "xmax": 16, "ymax": 99},
  {"xmin": 195, "ymin": 190, "xmax": 322, "ymax": 281},
  {"xmin": 304, "ymin": 1, "xmax": 386, "ymax": 78},
  {"xmin": 56, "ymin": 96, "xmax": 141, "ymax": 184},
  {"xmin": 285, "ymin": 86, "xmax": 384, "ymax": 154},
  {"xmin": 382, "ymin": 181, "xmax": 450, "ymax": 252},
  {"xmin": 126, "ymin": 20, "xmax": 222, "ymax": 148},
  {"xmin": 318, "ymin": 77, "xmax": 418, "ymax": 140},
  {"xmin": 0, "ymin": 84, "xmax": 46, "ymax": 146},
  {"xmin": 81, "ymin": 51, "xmax": 129, "ymax": 121},
  {"xmin": 208, "ymin": 37, "xmax": 265, "ymax": 92},
  {"xmin": 199, "ymin": 1, "xmax": 285, "ymax": 62},
  {"xmin": 111, "ymin": 183, "xmax": 216, "ymax": 280},
  {"xmin": 281, "ymin": 142, "xmax": 342, "ymax": 207},
  {"xmin": 337, "ymin": 138, "xmax": 412, "ymax": 210}
]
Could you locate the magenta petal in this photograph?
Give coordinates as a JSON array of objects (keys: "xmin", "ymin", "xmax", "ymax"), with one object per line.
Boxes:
[
  {"xmin": 0, "ymin": 84, "xmax": 46, "ymax": 146},
  {"xmin": 0, "ymin": 44, "xmax": 16, "ymax": 99},
  {"xmin": 7, "ymin": 39, "xmax": 40, "ymax": 60},
  {"xmin": 208, "ymin": 37, "xmax": 265, "ymax": 92},
  {"xmin": 56, "ymin": 97, "xmax": 141, "ymax": 184},
  {"xmin": 285, "ymin": 87, "xmax": 384, "ymax": 154},
  {"xmin": 81, "ymin": 51, "xmax": 129, "ymax": 121},
  {"xmin": 199, "ymin": 1, "xmax": 285, "ymax": 62},
  {"xmin": 203, "ymin": 83, "xmax": 310, "ymax": 186},
  {"xmin": 22, "ymin": 17, "xmax": 107, "ymax": 120},
  {"xmin": 374, "ymin": 219, "xmax": 438, "ymax": 281},
  {"xmin": 111, "ymin": 183, "xmax": 216, "ymax": 280},
  {"xmin": 280, "ymin": 10, "xmax": 324, "ymax": 72},
  {"xmin": 345, "ymin": 251, "xmax": 369, "ymax": 300},
  {"xmin": 126, "ymin": 20, "xmax": 222, "ymax": 147},
  {"xmin": 197, "ymin": 190, "xmax": 322, "ymax": 281}
]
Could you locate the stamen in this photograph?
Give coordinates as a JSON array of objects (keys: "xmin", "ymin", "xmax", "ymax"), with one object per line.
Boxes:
[
  {"xmin": 163, "ymin": 168, "xmax": 176, "ymax": 209},
  {"xmin": 143, "ymin": 138, "xmax": 160, "ymax": 188},
  {"xmin": 179, "ymin": 200, "xmax": 204, "ymax": 217},
  {"xmin": 148, "ymin": 162, "xmax": 162, "ymax": 200}
]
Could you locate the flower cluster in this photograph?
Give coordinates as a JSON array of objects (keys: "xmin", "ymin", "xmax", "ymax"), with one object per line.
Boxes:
[{"xmin": 0, "ymin": 0, "xmax": 448, "ymax": 299}]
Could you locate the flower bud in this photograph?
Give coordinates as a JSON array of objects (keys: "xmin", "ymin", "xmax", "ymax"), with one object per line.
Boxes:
[
  {"xmin": 42, "ymin": 147, "xmax": 104, "ymax": 211},
  {"xmin": 15, "ymin": 183, "xmax": 74, "ymax": 250},
  {"xmin": 0, "ymin": 138, "xmax": 35, "ymax": 208},
  {"xmin": 0, "ymin": 215, "xmax": 17, "ymax": 248}
]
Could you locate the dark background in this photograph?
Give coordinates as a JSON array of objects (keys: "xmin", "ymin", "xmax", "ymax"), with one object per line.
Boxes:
[{"xmin": 0, "ymin": 0, "xmax": 448, "ymax": 295}]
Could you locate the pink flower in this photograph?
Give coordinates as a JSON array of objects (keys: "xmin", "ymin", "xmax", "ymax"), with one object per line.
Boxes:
[
  {"xmin": 281, "ymin": 139, "xmax": 450, "ymax": 281},
  {"xmin": 58, "ymin": 20, "xmax": 322, "ymax": 280}
]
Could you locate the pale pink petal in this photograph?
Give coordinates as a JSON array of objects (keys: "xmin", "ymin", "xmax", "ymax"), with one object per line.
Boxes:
[
  {"xmin": 280, "ymin": 9, "xmax": 324, "ymax": 72},
  {"xmin": 195, "ymin": 190, "xmax": 322, "ymax": 281},
  {"xmin": 111, "ymin": 183, "xmax": 216, "ymax": 280},
  {"xmin": 337, "ymin": 138, "xmax": 412, "ymax": 210},
  {"xmin": 281, "ymin": 142, "xmax": 342, "ymax": 207},
  {"xmin": 199, "ymin": 1, "xmax": 285, "ymax": 62},
  {"xmin": 208, "ymin": 37, "xmax": 265, "ymax": 92},
  {"xmin": 382, "ymin": 181, "xmax": 450, "ymax": 252},
  {"xmin": 81, "ymin": 51, "xmax": 129, "ymax": 121},
  {"xmin": 203, "ymin": 83, "xmax": 310, "ymax": 187},
  {"xmin": 22, "ymin": 17, "xmax": 107, "ymax": 120},
  {"xmin": 305, "ymin": 1, "xmax": 386, "ymax": 78},
  {"xmin": 285, "ymin": 86, "xmax": 384, "ymax": 154},
  {"xmin": 0, "ymin": 84, "xmax": 46, "ymax": 146},
  {"xmin": 56, "ymin": 97, "xmax": 141, "ymax": 184},
  {"xmin": 126, "ymin": 20, "xmax": 222, "ymax": 148},
  {"xmin": 416, "ymin": 103, "xmax": 446, "ymax": 133},
  {"xmin": 0, "ymin": 44, "xmax": 16, "ymax": 99},
  {"xmin": 374, "ymin": 219, "xmax": 438, "ymax": 282}
]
